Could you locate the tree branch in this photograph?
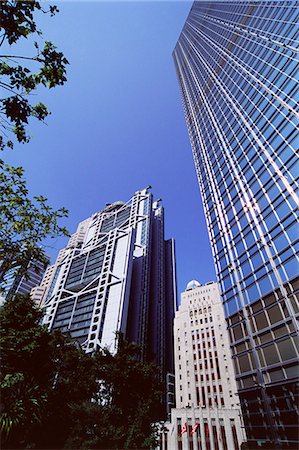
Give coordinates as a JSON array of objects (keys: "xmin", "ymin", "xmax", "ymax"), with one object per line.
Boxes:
[
  {"xmin": 0, "ymin": 55, "xmax": 39, "ymax": 61},
  {"xmin": 0, "ymin": 82, "xmax": 21, "ymax": 96},
  {"xmin": 0, "ymin": 33, "xmax": 6, "ymax": 47}
]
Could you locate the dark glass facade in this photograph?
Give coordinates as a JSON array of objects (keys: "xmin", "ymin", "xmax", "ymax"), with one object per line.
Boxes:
[
  {"xmin": 173, "ymin": 2, "xmax": 299, "ymax": 447},
  {"xmin": 0, "ymin": 259, "xmax": 47, "ymax": 301}
]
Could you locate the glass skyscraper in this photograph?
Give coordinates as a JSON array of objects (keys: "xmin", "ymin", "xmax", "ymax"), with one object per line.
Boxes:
[
  {"xmin": 173, "ymin": 2, "xmax": 298, "ymax": 448},
  {"xmin": 0, "ymin": 259, "xmax": 47, "ymax": 302}
]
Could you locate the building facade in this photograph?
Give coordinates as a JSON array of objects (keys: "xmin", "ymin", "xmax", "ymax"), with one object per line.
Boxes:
[
  {"xmin": 165, "ymin": 280, "xmax": 245, "ymax": 450},
  {"xmin": 0, "ymin": 259, "xmax": 47, "ymax": 303},
  {"xmin": 31, "ymin": 248, "xmax": 75, "ymax": 307},
  {"xmin": 173, "ymin": 2, "xmax": 299, "ymax": 448},
  {"xmin": 38, "ymin": 187, "xmax": 176, "ymax": 413}
]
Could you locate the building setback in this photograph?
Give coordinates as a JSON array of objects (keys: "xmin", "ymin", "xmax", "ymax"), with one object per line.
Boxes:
[
  {"xmin": 37, "ymin": 187, "xmax": 176, "ymax": 415},
  {"xmin": 173, "ymin": 2, "xmax": 299, "ymax": 448},
  {"xmin": 165, "ymin": 280, "xmax": 245, "ymax": 450}
]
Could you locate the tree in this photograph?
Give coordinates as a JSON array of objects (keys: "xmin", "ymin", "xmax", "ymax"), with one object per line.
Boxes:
[
  {"xmin": 0, "ymin": 1, "xmax": 69, "ymax": 281},
  {"xmin": 0, "ymin": 294, "xmax": 53, "ymax": 442},
  {"xmin": 66, "ymin": 335, "xmax": 164, "ymax": 449},
  {"xmin": 0, "ymin": 1, "xmax": 69, "ymax": 150},
  {"xmin": 0, "ymin": 160, "xmax": 69, "ymax": 282},
  {"xmin": 36, "ymin": 334, "xmax": 164, "ymax": 450},
  {"xmin": 30, "ymin": 331, "xmax": 102, "ymax": 450},
  {"xmin": 0, "ymin": 297, "xmax": 163, "ymax": 449},
  {"xmin": 0, "ymin": 295, "xmax": 100, "ymax": 449}
]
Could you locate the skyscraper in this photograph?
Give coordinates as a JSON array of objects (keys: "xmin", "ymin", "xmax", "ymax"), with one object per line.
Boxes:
[
  {"xmin": 39, "ymin": 187, "xmax": 176, "ymax": 412},
  {"xmin": 0, "ymin": 259, "xmax": 47, "ymax": 303},
  {"xmin": 173, "ymin": 2, "xmax": 298, "ymax": 448},
  {"xmin": 165, "ymin": 280, "xmax": 245, "ymax": 450}
]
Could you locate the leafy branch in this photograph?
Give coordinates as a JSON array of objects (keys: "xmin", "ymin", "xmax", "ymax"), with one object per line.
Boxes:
[
  {"xmin": 0, "ymin": 1, "xmax": 69, "ymax": 150},
  {"xmin": 0, "ymin": 159, "xmax": 69, "ymax": 282}
]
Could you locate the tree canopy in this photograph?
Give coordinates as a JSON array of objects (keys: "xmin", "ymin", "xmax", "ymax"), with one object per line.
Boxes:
[{"xmin": 0, "ymin": 295, "xmax": 164, "ymax": 449}]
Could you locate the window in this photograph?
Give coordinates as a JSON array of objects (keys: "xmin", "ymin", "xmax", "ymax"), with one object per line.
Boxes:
[
  {"xmin": 230, "ymin": 419, "xmax": 239, "ymax": 450},
  {"xmin": 267, "ymin": 304, "xmax": 283, "ymax": 324},
  {"xmin": 238, "ymin": 354, "xmax": 251, "ymax": 373},
  {"xmin": 277, "ymin": 338, "xmax": 297, "ymax": 361},
  {"xmin": 263, "ymin": 344, "xmax": 280, "ymax": 365},
  {"xmin": 254, "ymin": 311, "xmax": 269, "ymax": 331},
  {"xmin": 232, "ymin": 324, "xmax": 243, "ymax": 341}
]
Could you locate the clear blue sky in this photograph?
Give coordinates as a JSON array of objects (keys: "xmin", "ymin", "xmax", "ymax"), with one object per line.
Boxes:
[{"xmin": 5, "ymin": 1, "xmax": 216, "ymax": 297}]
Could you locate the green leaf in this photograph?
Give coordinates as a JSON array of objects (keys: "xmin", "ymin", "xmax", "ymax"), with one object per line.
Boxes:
[{"xmin": 0, "ymin": 1, "xmax": 68, "ymax": 150}]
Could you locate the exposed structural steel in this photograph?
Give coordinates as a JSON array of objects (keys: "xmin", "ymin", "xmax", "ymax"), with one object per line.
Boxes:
[
  {"xmin": 173, "ymin": 2, "xmax": 298, "ymax": 448},
  {"xmin": 40, "ymin": 187, "xmax": 176, "ymax": 414}
]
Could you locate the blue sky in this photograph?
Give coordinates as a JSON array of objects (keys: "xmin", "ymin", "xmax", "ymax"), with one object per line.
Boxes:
[{"xmin": 5, "ymin": 1, "xmax": 216, "ymax": 297}]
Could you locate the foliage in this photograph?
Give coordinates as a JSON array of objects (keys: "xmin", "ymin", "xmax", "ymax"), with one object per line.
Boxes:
[
  {"xmin": 0, "ymin": 297, "xmax": 163, "ymax": 449},
  {"xmin": 0, "ymin": 160, "xmax": 69, "ymax": 282},
  {"xmin": 0, "ymin": 1, "xmax": 69, "ymax": 150},
  {"xmin": 65, "ymin": 335, "xmax": 164, "ymax": 449},
  {"xmin": 0, "ymin": 1, "xmax": 70, "ymax": 281},
  {"xmin": 0, "ymin": 294, "xmax": 53, "ymax": 439}
]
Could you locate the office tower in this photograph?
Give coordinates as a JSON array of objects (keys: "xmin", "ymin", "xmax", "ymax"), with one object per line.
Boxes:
[
  {"xmin": 165, "ymin": 280, "xmax": 244, "ymax": 450},
  {"xmin": 40, "ymin": 187, "xmax": 176, "ymax": 412},
  {"xmin": 0, "ymin": 259, "xmax": 47, "ymax": 302},
  {"xmin": 173, "ymin": 2, "xmax": 299, "ymax": 448}
]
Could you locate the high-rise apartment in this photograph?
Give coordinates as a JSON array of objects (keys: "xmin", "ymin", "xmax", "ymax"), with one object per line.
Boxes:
[
  {"xmin": 165, "ymin": 280, "xmax": 245, "ymax": 450},
  {"xmin": 38, "ymin": 187, "xmax": 176, "ymax": 413},
  {"xmin": 173, "ymin": 2, "xmax": 298, "ymax": 448}
]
